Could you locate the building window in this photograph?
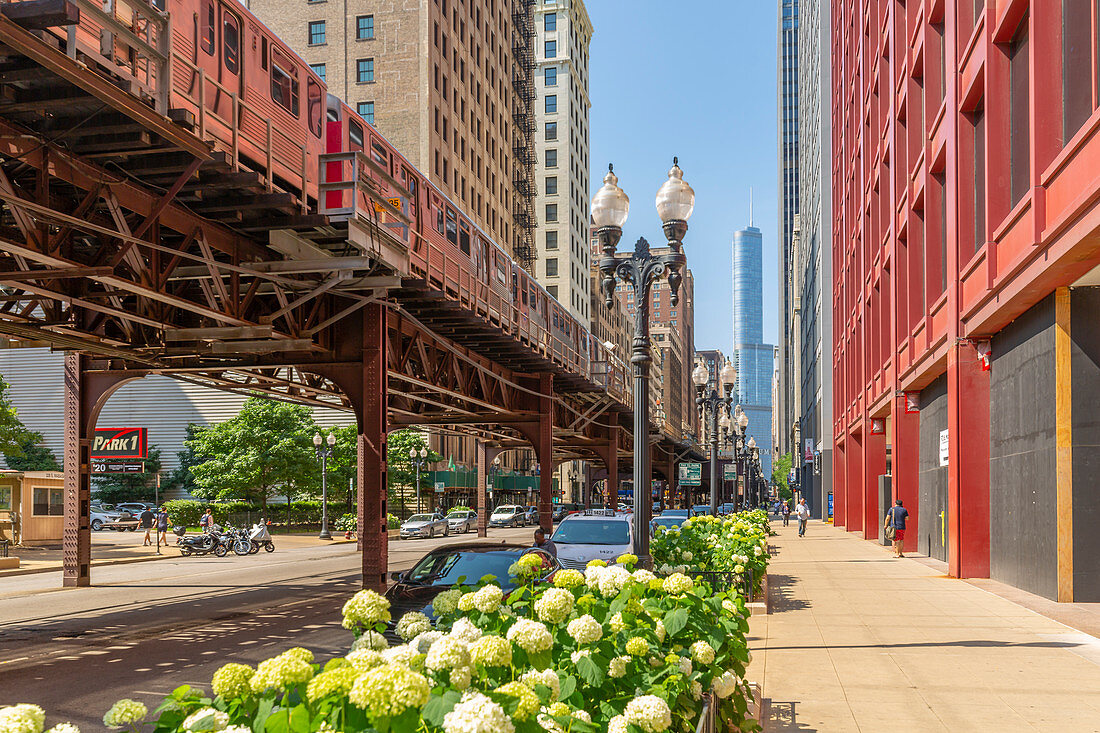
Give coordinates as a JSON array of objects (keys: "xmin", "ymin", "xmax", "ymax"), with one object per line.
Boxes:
[
  {"xmin": 546, "ymin": 203, "xmax": 558, "ymax": 222},
  {"xmin": 545, "ymin": 95, "xmax": 557, "ymax": 113},
  {"xmin": 548, "ymin": 285, "xmax": 558, "ymax": 297},
  {"xmin": 358, "ymin": 101, "xmax": 375, "ymax": 124},
  {"xmin": 356, "ymin": 14, "xmax": 375, "ymax": 40},
  {"xmin": 308, "ymin": 20, "xmax": 326, "ymax": 45},
  {"xmin": 1008, "ymin": 16, "xmax": 1030, "ymax": 206},
  {"xmin": 546, "ymin": 258, "xmax": 558, "ymax": 277},
  {"xmin": 545, "ymin": 40, "xmax": 557, "ymax": 58},
  {"xmin": 1062, "ymin": 0, "xmax": 1092, "ymax": 144},
  {"xmin": 545, "ymin": 148, "xmax": 557, "ymax": 167},
  {"xmin": 33, "ymin": 487, "xmax": 63, "ymax": 516},
  {"xmin": 546, "ymin": 230, "xmax": 558, "ymax": 249},
  {"xmin": 310, "ymin": 63, "xmax": 326, "ymax": 82},
  {"xmin": 545, "ymin": 121, "xmax": 557, "ymax": 140},
  {"xmin": 357, "ymin": 58, "xmax": 375, "ymax": 83},
  {"xmin": 545, "ymin": 176, "xmax": 557, "ymax": 195},
  {"xmin": 545, "ymin": 67, "xmax": 557, "ymax": 86},
  {"xmin": 545, "ymin": 12, "xmax": 557, "ymax": 31}
]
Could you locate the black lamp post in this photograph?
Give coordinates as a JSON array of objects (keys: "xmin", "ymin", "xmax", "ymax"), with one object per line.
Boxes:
[
  {"xmin": 692, "ymin": 358, "xmax": 736, "ymax": 515},
  {"xmin": 594, "ymin": 159, "xmax": 696, "ymax": 567},
  {"xmin": 410, "ymin": 447, "xmax": 430, "ymax": 513},
  {"xmin": 312, "ymin": 432, "xmax": 337, "ymax": 540}
]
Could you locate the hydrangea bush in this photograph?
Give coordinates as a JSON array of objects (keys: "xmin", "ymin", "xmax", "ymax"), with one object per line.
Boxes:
[
  {"xmin": 3, "ymin": 525, "xmax": 765, "ymax": 733},
  {"xmin": 651, "ymin": 509, "xmax": 772, "ymax": 597}
]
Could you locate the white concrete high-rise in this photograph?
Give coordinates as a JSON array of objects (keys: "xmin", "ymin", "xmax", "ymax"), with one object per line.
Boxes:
[{"xmin": 534, "ymin": 0, "xmax": 593, "ymax": 325}]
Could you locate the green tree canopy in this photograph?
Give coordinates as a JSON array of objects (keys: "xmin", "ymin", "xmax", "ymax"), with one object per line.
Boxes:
[
  {"xmin": 772, "ymin": 451, "xmax": 794, "ymax": 502},
  {"xmin": 165, "ymin": 423, "xmax": 205, "ymax": 496},
  {"xmin": 0, "ymin": 374, "xmax": 31, "ymax": 460},
  {"xmin": 316, "ymin": 424, "xmax": 358, "ymax": 507},
  {"xmin": 6, "ymin": 431, "xmax": 61, "ymax": 472},
  {"xmin": 186, "ymin": 397, "xmax": 317, "ymax": 512},
  {"xmin": 92, "ymin": 445, "xmax": 164, "ymax": 504},
  {"xmin": 387, "ymin": 429, "xmax": 441, "ymax": 513}
]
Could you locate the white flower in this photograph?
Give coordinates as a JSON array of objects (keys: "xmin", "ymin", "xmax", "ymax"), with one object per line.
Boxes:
[
  {"xmin": 534, "ymin": 587, "xmax": 574, "ymax": 624},
  {"xmin": 411, "ymin": 630, "xmax": 444, "ymax": 655},
  {"xmin": 734, "ymin": 564, "xmax": 745, "ymax": 574},
  {"xmin": 662, "ymin": 573, "xmax": 694, "ymax": 595},
  {"xmin": 396, "ymin": 611, "xmax": 432, "ymax": 640},
  {"xmin": 449, "ymin": 617, "xmax": 483, "ymax": 644},
  {"xmin": 381, "ymin": 644, "xmax": 420, "ymax": 666},
  {"xmin": 181, "ymin": 707, "xmax": 229, "ymax": 732},
  {"xmin": 433, "ymin": 588, "xmax": 463, "ymax": 615},
  {"xmin": 520, "ymin": 669, "xmax": 560, "ymax": 702},
  {"xmin": 341, "ymin": 589, "xmax": 391, "ymax": 629},
  {"xmin": 351, "ymin": 630, "xmax": 389, "ymax": 651},
  {"xmin": 721, "ymin": 598, "xmax": 737, "ymax": 616},
  {"xmin": 682, "ymin": 551, "xmax": 693, "ymax": 561},
  {"xmin": 654, "ymin": 620, "xmax": 666, "ymax": 643},
  {"xmin": 570, "ymin": 649, "xmax": 591, "ymax": 664},
  {"xmin": 472, "ymin": 585, "xmax": 504, "ymax": 613},
  {"xmin": 425, "ymin": 636, "xmax": 471, "ymax": 672},
  {"xmin": 0, "ymin": 705, "xmax": 45, "ymax": 733},
  {"xmin": 623, "ymin": 695, "xmax": 672, "ymax": 732},
  {"xmin": 609, "ymin": 655, "xmax": 630, "ymax": 678},
  {"xmin": 691, "ymin": 680, "xmax": 703, "ymax": 699},
  {"xmin": 469, "ymin": 635, "xmax": 512, "ymax": 667},
  {"xmin": 102, "ymin": 700, "xmax": 147, "ymax": 729},
  {"xmin": 632, "ymin": 568, "xmax": 656, "ymax": 585},
  {"xmin": 678, "ymin": 656, "xmax": 693, "ymax": 675},
  {"xmin": 609, "ymin": 612, "xmax": 626, "ymax": 633},
  {"xmin": 711, "ymin": 670, "xmax": 739, "ymax": 699},
  {"xmin": 596, "ymin": 565, "xmax": 632, "ymax": 598},
  {"xmin": 442, "ymin": 691, "xmax": 515, "ymax": 733},
  {"xmin": 506, "ymin": 619, "xmax": 552, "ymax": 653},
  {"xmin": 583, "ymin": 564, "xmax": 606, "ymax": 590},
  {"xmin": 690, "ymin": 640, "xmax": 716, "ymax": 665},
  {"xmin": 608, "ymin": 715, "xmax": 629, "ymax": 733},
  {"xmin": 345, "ymin": 649, "xmax": 385, "ymax": 671},
  {"xmin": 566, "ymin": 615, "xmax": 603, "ymax": 645},
  {"xmin": 349, "ymin": 664, "xmax": 430, "ymax": 718},
  {"xmin": 46, "ymin": 725, "xmax": 80, "ymax": 733}
]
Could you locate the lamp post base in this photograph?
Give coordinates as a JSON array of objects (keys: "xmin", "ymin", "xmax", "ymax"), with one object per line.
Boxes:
[{"xmin": 318, "ymin": 528, "xmax": 333, "ymax": 540}]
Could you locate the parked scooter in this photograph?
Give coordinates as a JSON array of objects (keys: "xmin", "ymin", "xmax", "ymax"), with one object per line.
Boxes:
[
  {"xmin": 175, "ymin": 526, "xmax": 227, "ymax": 557},
  {"xmin": 250, "ymin": 520, "xmax": 275, "ymax": 553}
]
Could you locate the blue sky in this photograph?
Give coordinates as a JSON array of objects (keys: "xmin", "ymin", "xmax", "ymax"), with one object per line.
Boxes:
[{"xmin": 587, "ymin": 1, "xmax": 780, "ymax": 352}]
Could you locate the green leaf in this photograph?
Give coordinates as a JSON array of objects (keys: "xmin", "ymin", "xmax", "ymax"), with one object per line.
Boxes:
[
  {"xmin": 252, "ymin": 697, "xmax": 275, "ymax": 733},
  {"xmin": 558, "ymin": 674, "xmax": 577, "ymax": 702},
  {"xmin": 262, "ymin": 705, "xmax": 309, "ymax": 733},
  {"xmin": 576, "ymin": 655, "xmax": 604, "ymax": 687},
  {"xmin": 663, "ymin": 607, "xmax": 689, "ymax": 636},
  {"xmin": 421, "ymin": 690, "xmax": 462, "ymax": 727}
]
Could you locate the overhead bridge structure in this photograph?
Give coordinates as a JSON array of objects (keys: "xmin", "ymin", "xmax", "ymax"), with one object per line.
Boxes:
[{"xmin": 0, "ymin": 0, "xmax": 699, "ymax": 589}]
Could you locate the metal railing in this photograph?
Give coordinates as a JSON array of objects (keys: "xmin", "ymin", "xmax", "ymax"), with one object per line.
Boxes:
[
  {"xmin": 694, "ymin": 696, "xmax": 715, "ymax": 733},
  {"xmin": 687, "ymin": 568, "xmax": 757, "ymax": 602}
]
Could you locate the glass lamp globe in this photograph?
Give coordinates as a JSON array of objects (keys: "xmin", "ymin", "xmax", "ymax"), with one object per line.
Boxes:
[
  {"xmin": 655, "ymin": 157, "xmax": 695, "ymax": 223},
  {"xmin": 738, "ymin": 412, "xmax": 749, "ymax": 429},
  {"xmin": 591, "ymin": 164, "xmax": 630, "ymax": 229},
  {"xmin": 313, "ymin": 433, "xmax": 322, "ymax": 447},
  {"xmin": 720, "ymin": 360, "xmax": 737, "ymax": 388},
  {"xmin": 718, "ymin": 412, "xmax": 731, "ymax": 431},
  {"xmin": 747, "ymin": 436, "xmax": 757, "ymax": 449},
  {"xmin": 691, "ymin": 363, "xmax": 709, "ymax": 387},
  {"xmin": 326, "ymin": 433, "xmax": 336, "ymax": 447}
]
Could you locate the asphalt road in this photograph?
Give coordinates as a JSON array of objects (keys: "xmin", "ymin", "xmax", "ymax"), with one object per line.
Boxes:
[{"xmin": 0, "ymin": 526, "xmax": 534, "ymax": 730}]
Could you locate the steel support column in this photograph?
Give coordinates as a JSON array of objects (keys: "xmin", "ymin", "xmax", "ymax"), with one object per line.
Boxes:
[
  {"xmin": 476, "ymin": 441, "xmax": 501, "ymax": 538},
  {"xmin": 596, "ymin": 425, "xmax": 619, "ymax": 512},
  {"xmin": 358, "ymin": 303, "xmax": 388, "ymax": 591}
]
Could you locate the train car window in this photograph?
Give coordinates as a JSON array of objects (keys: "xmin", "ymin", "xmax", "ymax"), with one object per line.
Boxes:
[
  {"xmin": 201, "ymin": 1, "xmax": 215, "ymax": 55},
  {"xmin": 496, "ymin": 251, "xmax": 507, "ymax": 283},
  {"xmin": 306, "ymin": 79, "xmax": 323, "ymax": 138},
  {"xmin": 435, "ymin": 204, "xmax": 445, "ymax": 236},
  {"xmin": 402, "ymin": 168, "xmax": 418, "ymax": 216},
  {"xmin": 261, "ymin": 36, "xmax": 268, "ymax": 70},
  {"xmin": 458, "ymin": 222, "xmax": 470, "ymax": 255},
  {"xmin": 530, "ymin": 286, "xmax": 537, "ymax": 311},
  {"xmin": 222, "ymin": 11, "xmax": 240, "ymax": 73},
  {"xmin": 370, "ymin": 138, "xmax": 390, "ymax": 168},
  {"xmin": 270, "ymin": 48, "xmax": 300, "ymax": 116},
  {"xmin": 349, "ymin": 120, "xmax": 364, "ymax": 150},
  {"xmin": 445, "ymin": 209, "xmax": 458, "ymax": 245}
]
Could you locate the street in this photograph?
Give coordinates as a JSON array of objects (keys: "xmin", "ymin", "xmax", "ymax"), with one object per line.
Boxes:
[{"xmin": 0, "ymin": 526, "xmax": 535, "ymax": 730}]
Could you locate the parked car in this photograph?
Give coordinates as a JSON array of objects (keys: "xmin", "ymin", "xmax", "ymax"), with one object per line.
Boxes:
[
  {"xmin": 651, "ymin": 515, "xmax": 688, "ymax": 535},
  {"xmin": 446, "ymin": 510, "xmax": 477, "ymax": 534},
  {"xmin": 89, "ymin": 503, "xmax": 138, "ymax": 531},
  {"xmin": 385, "ymin": 544, "xmax": 561, "ymax": 626},
  {"xmin": 489, "ymin": 505, "xmax": 527, "ymax": 528},
  {"xmin": 523, "ymin": 506, "xmax": 539, "ymax": 525},
  {"xmin": 717, "ymin": 503, "xmax": 737, "ymax": 516},
  {"xmin": 116, "ymin": 502, "xmax": 156, "ymax": 515},
  {"xmin": 691, "ymin": 504, "xmax": 712, "ymax": 516},
  {"xmin": 661, "ymin": 509, "xmax": 691, "ymax": 519},
  {"xmin": 552, "ymin": 502, "xmax": 584, "ymax": 522},
  {"xmin": 399, "ymin": 513, "xmax": 449, "ymax": 539},
  {"xmin": 550, "ymin": 512, "xmax": 634, "ymax": 569}
]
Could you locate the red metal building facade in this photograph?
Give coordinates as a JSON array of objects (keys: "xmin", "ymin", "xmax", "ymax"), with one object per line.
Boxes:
[{"xmin": 832, "ymin": 0, "xmax": 1100, "ymax": 600}]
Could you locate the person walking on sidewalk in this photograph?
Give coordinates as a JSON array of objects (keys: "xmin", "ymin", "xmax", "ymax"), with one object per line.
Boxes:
[
  {"xmin": 795, "ymin": 498, "xmax": 810, "ymax": 537},
  {"xmin": 156, "ymin": 506, "xmax": 170, "ymax": 547},
  {"xmin": 884, "ymin": 499, "xmax": 909, "ymax": 558},
  {"xmin": 139, "ymin": 507, "xmax": 155, "ymax": 546},
  {"xmin": 782, "ymin": 500, "xmax": 791, "ymax": 527}
]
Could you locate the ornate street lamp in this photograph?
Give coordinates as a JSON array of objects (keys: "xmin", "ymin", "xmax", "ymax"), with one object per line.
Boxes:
[
  {"xmin": 312, "ymin": 432, "xmax": 337, "ymax": 540},
  {"xmin": 595, "ymin": 159, "xmax": 695, "ymax": 566},
  {"xmin": 410, "ymin": 446, "xmax": 430, "ymax": 513},
  {"xmin": 693, "ymin": 359, "xmax": 735, "ymax": 515}
]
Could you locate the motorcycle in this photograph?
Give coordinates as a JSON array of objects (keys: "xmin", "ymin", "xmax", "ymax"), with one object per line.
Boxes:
[
  {"xmin": 175, "ymin": 526, "xmax": 227, "ymax": 557},
  {"xmin": 250, "ymin": 521, "xmax": 275, "ymax": 553}
]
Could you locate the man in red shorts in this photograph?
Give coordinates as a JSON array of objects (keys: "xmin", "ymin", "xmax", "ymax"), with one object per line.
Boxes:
[{"xmin": 884, "ymin": 499, "xmax": 909, "ymax": 558}]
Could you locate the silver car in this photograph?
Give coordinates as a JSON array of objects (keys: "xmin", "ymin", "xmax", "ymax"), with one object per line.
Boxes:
[
  {"xmin": 89, "ymin": 504, "xmax": 139, "ymax": 532},
  {"xmin": 400, "ymin": 513, "xmax": 449, "ymax": 539},
  {"xmin": 447, "ymin": 510, "xmax": 478, "ymax": 534}
]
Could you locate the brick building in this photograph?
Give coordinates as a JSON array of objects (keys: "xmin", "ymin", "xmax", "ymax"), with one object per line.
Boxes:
[{"xmin": 832, "ymin": 0, "xmax": 1100, "ymax": 601}]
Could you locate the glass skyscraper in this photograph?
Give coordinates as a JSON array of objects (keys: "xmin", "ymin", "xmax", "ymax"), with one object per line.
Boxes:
[{"xmin": 732, "ymin": 225, "xmax": 775, "ymax": 477}]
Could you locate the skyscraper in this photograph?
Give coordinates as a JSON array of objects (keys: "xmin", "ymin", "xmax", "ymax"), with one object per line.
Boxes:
[
  {"xmin": 776, "ymin": 0, "xmax": 799, "ymax": 475},
  {"xmin": 732, "ymin": 224, "xmax": 775, "ymax": 477}
]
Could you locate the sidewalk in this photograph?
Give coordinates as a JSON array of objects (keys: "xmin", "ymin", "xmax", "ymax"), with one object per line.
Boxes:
[{"xmin": 747, "ymin": 520, "xmax": 1100, "ymax": 732}]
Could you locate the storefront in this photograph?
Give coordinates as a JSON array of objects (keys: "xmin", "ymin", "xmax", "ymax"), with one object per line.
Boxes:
[{"xmin": 0, "ymin": 470, "xmax": 66, "ymax": 545}]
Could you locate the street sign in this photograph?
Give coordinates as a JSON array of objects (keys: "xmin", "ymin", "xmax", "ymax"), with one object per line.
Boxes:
[
  {"xmin": 434, "ymin": 481, "xmax": 445, "ymax": 494},
  {"xmin": 92, "ymin": 459, "xmax": 145, "ymax": 474},
  {"xmin": 91, "ymin": 427, "xmax": 147, "ymax": 458},
  {"xmin": 723, "ymin": 464, "xmax": 736, "ymax": 480},
  {"xmin": 678, "ymin": 462, "xmax": 702, "ymax": 486}
]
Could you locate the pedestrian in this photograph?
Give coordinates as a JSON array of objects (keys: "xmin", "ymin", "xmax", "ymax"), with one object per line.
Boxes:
[
  {"xmin": 200, "ymin": 507, "xmax": 214, "ymax": 534},
  {"xmin": 795, "ymin": 498, "xmax": 810, "ymax": 537},
  {"xmin": 156, "ymin": 506, "xmax": 169, "ymax": 546},
  {"xmin": 139, "ymin": 506, "xmax": 155, "ymax": 546},
  {"xmin": 782, "ymin": 500, "xmax": 791, "ymax": 527},
  {"xmin": 532, "ymin": 527, "xmax": 557, "ymax": 558},
  {"xmin": 884, "ymin": 499, "xmax": 909, "ymax": 558}
]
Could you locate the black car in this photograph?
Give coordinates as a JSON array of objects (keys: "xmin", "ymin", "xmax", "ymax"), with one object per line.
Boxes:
[{"xmin": 385, "ymin": 543, "xmax": 561, "ymax": 623}]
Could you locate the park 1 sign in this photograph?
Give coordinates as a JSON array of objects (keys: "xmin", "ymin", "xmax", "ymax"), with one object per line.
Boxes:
[
  {"xmin": 91, "ymin": 427, "xmax": 148, "ymax": 458},
  {"xmin": 678, "ymin": 462, "xmax": 702, "ymax": 486}
]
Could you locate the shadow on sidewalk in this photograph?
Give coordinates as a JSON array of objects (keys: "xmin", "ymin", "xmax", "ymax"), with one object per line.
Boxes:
[
  {"xmin": 768, "ymin": 573, "xmax": 812, "ymax": 613},
  {"xmin": 762, "ymin": 638, "xmax": 1085, "ymax": 651},
  {"xmin": 763, "ymin": 700, "xmax": 815, "ymax": 731}
]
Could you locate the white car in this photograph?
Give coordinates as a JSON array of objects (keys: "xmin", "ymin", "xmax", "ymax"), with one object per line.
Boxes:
[
  {"xmin": 489, "ymin": 505, "xmax": 527, "ymax": 528},
  {"xmin": 89, "ymin": 504, "xmax": 139, "ymax": 531},
  {"xmin": 550, "ymin": 512, "xmax": 634, "ymax": 570},
  {"xmin": 447, "ymin": 510, "xmax": 478, "ymax": 533}
]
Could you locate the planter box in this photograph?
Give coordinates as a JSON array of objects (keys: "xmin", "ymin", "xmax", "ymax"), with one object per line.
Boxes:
[{"xmin": 747, "ymin": 573, "xmax": 769, "ymax": 616}]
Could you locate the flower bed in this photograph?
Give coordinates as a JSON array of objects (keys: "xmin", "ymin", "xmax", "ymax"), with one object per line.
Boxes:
[
  {"xmin": 651, "ymin": 510, "xmax": 773, "ymax": 599},
  {"xmin": 3, "ymin": 555, "xmax": 761, "ymax": 733}
]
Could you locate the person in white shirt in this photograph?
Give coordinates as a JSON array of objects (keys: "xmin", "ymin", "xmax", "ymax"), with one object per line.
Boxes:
[{"xmin": 795, "ymin": 498, "xmax": 811, "ymax": 537}]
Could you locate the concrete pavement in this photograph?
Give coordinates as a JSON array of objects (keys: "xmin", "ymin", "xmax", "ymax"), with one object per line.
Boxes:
[{"xmin": 747, "ymin": 520, "xmax": 1100, "ymax": 732}]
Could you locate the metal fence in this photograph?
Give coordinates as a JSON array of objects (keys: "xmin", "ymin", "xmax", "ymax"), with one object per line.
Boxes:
[
  {"xmin": 694, "ymin": 696, "xmax": 715, "ymax": 733},
  {"xmin": 687, "ymin": 569, "xmax": 757, "ymax": 602}
]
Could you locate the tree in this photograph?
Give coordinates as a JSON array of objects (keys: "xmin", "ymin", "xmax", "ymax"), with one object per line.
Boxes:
[
  {"xmin": 92, "ymin": 445, "xmax": 164, "ymax": 503},
  {"xmin": 772, "ymin": 451, "xmax": 794, "ymax": 502},
  {"xmin": 0, "ymin": 374, "xmax": 32, "ymax": 460},
  {"xmin": 186, "ymin": 397, "xmax": 318, "ymax": 512},
  {"xmin": 6, "ymin": 431, "xmax": 61, "ymax": 471},
  {"xmin": 164, "ymin": 423, "xmax": 205, "ymax": 497},
  {"xmin": 316, "ymin": 424, "xmax": 358, "ymax": 508}
]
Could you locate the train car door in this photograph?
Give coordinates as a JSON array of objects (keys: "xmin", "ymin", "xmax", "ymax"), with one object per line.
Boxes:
[{"xmin": 208, "ymin": 2, "xmax": 242, "ymax": 126}]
